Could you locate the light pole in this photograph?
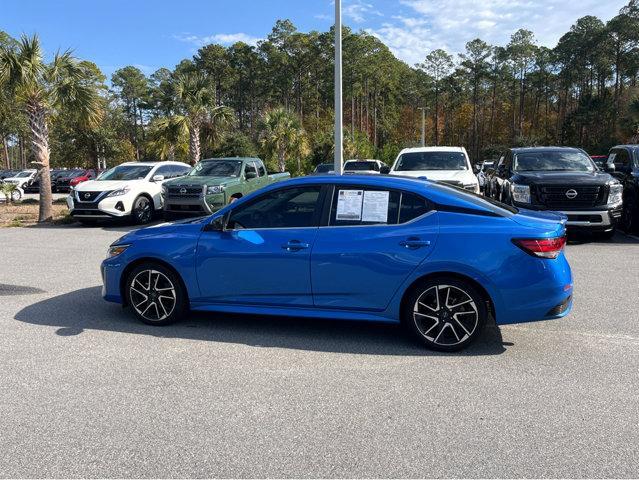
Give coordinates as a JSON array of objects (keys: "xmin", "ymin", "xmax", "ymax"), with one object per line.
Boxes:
[
  {"xmin": 334, "ymin": 0, "xmax": 343, "ymax": 175},
  {"xmin": 417, "ymin": 107, "xmax": 426, "ymax": 147}
]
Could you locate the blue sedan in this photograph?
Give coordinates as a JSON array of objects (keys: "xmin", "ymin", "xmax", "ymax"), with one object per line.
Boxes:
[{"xmin": 102, "ymin": 175, "xmax": 573, "ymax": 351}]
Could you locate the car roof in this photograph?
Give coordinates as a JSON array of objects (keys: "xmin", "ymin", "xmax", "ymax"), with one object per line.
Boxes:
[
  {"xmin": 119, "ymin": 161, "xmax": 188, "ymax": 167},
  {"xmin": 610, "ymin": 144, "xmax": 639, "ymax": 150},
  {"xmin": 200, "ymin": 157, "xmax": 259, "ymax": 162},
  {"xmin": 510, "ymin": 147, "xmax": 583, "ymax": 154},
  {"xmin": 399, "ymin": 146, "xmax": 465, "ymax": 154}
]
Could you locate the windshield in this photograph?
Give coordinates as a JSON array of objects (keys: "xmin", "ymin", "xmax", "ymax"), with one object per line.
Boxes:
[
  {"xmin": 395, "ymin": 152, "xmax": 468, "ymax": 171},
  {"xmin": 315, "ymin": 164, "xmax": 333, "ymax": 173},
  {"xmin": 514, "ymin": 151, "xmax": 595, "ymax": 172},
  {"xmin": 15, "ymin": 171, "xmax": 33, "ymax": 178},
  {"xmin": 188, "ymin": 160, "xmax": 242, "ymax": 177},
  {"xmin": 98, "ymin": 165, "xmax": 152, "ymax": 181},
  {"xmin": 344, "ymin": 161, "xmax": 380, "ymax": 172}
]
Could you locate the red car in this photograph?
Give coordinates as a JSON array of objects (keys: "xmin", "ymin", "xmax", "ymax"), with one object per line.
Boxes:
[{"xmin": 56, "ymin": 169, "xmax": 97, "ymax": 192}]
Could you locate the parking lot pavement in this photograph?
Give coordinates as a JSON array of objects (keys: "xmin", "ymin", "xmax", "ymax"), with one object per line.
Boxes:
[{"xmin": 0, "ymin": 225, "xmax": 637, "ymax": 478}]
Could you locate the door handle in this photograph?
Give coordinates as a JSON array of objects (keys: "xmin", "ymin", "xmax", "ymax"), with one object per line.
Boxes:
[
  {"xmin": 282, "ymin": 240, "xmax": 310, "ymax": 251},
  {"xmin": 399, "ymin": 237, "xmax": 431, "ymax": 249}
]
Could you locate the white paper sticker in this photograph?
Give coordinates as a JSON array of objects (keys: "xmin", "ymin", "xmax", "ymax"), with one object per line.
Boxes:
[
  {"xmin": 336, "ymin": 189, "xmax": 363, "ymax": 221},
  {"xmin": 362, "ymin": 190, "xmax": 390, "ymax": 223}
]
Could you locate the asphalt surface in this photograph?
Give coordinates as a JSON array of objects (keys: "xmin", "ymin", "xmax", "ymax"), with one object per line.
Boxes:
[{"xmin": 0, "ymin": 223, "xmax": 638, "ymax": 478}]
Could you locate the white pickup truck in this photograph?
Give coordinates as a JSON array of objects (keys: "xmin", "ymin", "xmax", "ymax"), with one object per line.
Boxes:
[{"xmin": 389, "ymin": 147, "xmax": 479, "ymax": 193}]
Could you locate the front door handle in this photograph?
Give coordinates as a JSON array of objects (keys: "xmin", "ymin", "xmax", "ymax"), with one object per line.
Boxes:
[
  {"xmin": 282, "ymin": 240, "xmax": 310, "ymax": 251},
  {"xmin": 399, "ymin": 237, "xmax": 431, "ymax": 249}
]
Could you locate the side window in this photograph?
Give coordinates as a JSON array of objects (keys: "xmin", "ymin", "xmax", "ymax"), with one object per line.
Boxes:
[
  {"xmin": 245, "ymin": 162, "xmax": 257, "ymax": 177},
  {"xmin": 154, "ymin": 165, "xmax": 173, "ymax": 178},
  {"xmin": 399, "ymin": 192, "xmax": 431, "ymax": 223},
  {"xmin": 329, "ymin": 187, "xmax": 400, "ymax": 226},
  {"xmin": 503, "ymin": 152, "xmax": 512, "ymax": 172},
  {"xmin": 614, "ymin": 150, "xmax": 630, "ymax": 170},
  {"xmin": 228, "ymin": 186, "xmax": 322, "ymax": 229},
  {"xmin": 169, "ymin": 165, "xmax": 189, "ymax": 178},
  {"xmin": 257, "ymin": 161, "xmax": 267, "ymax": 177}
]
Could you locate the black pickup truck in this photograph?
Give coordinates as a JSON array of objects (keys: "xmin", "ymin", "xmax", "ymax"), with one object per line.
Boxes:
[
  {"xmin": 486, "ymin": 147, "xmax": 623, "ymax": 237},
  {"xmin": 606, "ymin": 145, "xmax": 639, "ymax": 233}
]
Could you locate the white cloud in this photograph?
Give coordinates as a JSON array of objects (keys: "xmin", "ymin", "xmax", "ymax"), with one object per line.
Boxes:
[
  {"xmin": 344, "ymin": 0, "xmax": 382, "ymax": 24},
  {"xmin": 366, "ymin": 0, "xmax": 628, "ymax": 65},
  {"xmin": 173, "ymin": 32, "xmax": 261, "ymax": 47}
]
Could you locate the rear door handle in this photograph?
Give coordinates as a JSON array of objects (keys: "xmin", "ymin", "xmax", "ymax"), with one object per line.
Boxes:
[
  {"xmin": 282, "ymin": 240, "xmax": 310, "ymax": 251},
  {"xmin": 399, "ymin": 237, "xmax": 431, "ymax": 249}
]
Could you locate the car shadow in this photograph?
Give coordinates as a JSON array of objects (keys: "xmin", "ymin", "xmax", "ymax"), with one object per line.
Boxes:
[
  {"xmin": 567, "ymin": 230, "xmax": 639, "ymax": 245},
  {"xmin": 14, "ymin": 287, "xmax": 509, "ymax": 357},
  {"xmin": 26, "ymin": 219, "xmax": 166, "ymax": 232}
]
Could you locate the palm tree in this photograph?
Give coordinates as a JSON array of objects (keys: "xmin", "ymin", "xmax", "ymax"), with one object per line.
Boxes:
[
  {"xmin": 147, "ymin": 116, "xmax": 189, "ymax": 161},
  {"xmin": 260, "ymin": 107, "xmax": 309, "ymax": 174},
  {"xmin": 0, "ymin": 35, "xmax": 102, "ymax": 221},
  {"xmin": 173, "ymin": 72, "xmax": 233, "ymax": 165}
]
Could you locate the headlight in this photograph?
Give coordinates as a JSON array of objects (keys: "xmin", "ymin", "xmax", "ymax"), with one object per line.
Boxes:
[
  {"xmin": 107, "ymin": 244, "xmax": 130, "ymax": 258},
  {"xmin": 107, "ymin": 186, "xmax": 131, "ymax": 197},
  {"xmin": 608, "ymin": 183, "xmax": 623, "ymax": 205},
  {"xmin": 511, "ymin": 184, "xmax": 531, "ymax": 203},
  {"xmin": 207, "ymin": 185, "xmax": 225, "ymax": 194}
]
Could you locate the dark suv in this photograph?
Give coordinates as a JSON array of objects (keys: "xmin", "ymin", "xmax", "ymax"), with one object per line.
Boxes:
[
  {"xmin": 486, "ymin": 147, "xmax": 623, "ymax": 237},
  {"xmin": 606, "ymin": 145, "xmax": 639, "ymax": 233}
]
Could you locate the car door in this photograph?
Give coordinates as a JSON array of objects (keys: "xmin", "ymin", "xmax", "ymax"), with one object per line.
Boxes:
[
  {"xmin": 196, "ymin": 184, "xmax": 326, "ymax": 306},
  {"xmin": 311, "ymin": 185, "xmax": 438, "ymax": 311}
]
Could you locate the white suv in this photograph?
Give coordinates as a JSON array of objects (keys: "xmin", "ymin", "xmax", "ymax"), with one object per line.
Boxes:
[
  {"xmin": 389, "ymin": 147, "xmax": 479, "ymax": 193},
  {"xmin": 68, "ymin": 161, "xmax": 190, "ymax": 225},
  {"xmin": 2, "ymin": 169, "xmax": 37, "ymax": 199}
]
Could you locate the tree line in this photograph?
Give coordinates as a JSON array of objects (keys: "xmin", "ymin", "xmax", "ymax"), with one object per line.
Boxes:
[{"xmin": 2, "ymin": 1, "xmax": 639, "ymax": 220}]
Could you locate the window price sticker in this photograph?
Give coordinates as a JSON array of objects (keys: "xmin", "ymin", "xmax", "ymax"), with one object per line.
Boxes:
[
  {"xmin": 362, "ymin": 190, "xmax": 389, "ymax": 223},
  {"xmin": 336, "ymin": 190, "xmax": 363, "ymax": 220}
]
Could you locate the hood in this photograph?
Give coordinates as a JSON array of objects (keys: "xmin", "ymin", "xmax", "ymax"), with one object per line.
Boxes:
[
  {"xmin": 393, "ymin": 170, "xmax": 474, "ymax": 183},
  {"xmin": 512, "ymin": 170, "xmax": 614, "ymax": 185},
  {"xmin": 115, "ymin": 216, "xmax": 209, "ymax": 244},
  {"xmin": 74, "ymin": 179, "xmax": 145, "ymax": 191},
  {"xmin": 163, "ymin": 176, "xmax": 240, "ymax": 187}
]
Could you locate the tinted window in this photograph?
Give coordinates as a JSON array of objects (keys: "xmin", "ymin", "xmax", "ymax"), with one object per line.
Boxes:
[
  {"xmin": 344, "ymin": 161, "xmax": 380, "ymax": 172},
  {"xmin": 257, "ymin": 162, "xmax": 266, "ymax": 177},
  {"xmin": 513, "ymin": 150, "xmax": 595, "ymax": 172},
  {"xmin": 395, "ymin": 152, "xmax": 468, "ymax": 171},
  {"xmin": 154, "ymin": 165, "xmax": 173, "ymax": 177},
  {"xmin": 99, "ymin": 165, "xmax": 153, "ymax": 181},
  {"xmin": 172, "ymin": 165, "xmax": 190, "ymax": 177},
  {"xmin": 245, "ymin": 162, "xmax": 257, "ymax": 176},
  {"xmin": 399, "ymin": 192, "xmax": 431, "ymax": 223},
  {"xmin": 188, "ymin": 160, "xmax": 242, "ymax": 177},
  {"xmin": 614, "ymin": 150, "xmax": 630, "ymax": 168},
  {"xmin": 315, "ymin": 164, "xmax": 333, "ymax": 173},
  {"xmin": 229, "ymin": 186, "xmax": 322, "ymax": 229}
]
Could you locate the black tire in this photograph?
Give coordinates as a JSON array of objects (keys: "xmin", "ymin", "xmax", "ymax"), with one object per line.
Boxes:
[
  {"xmin": 402, "ymin": 276, "xmax": 487, "ymax": 352},
  {"xmin": 125, "ymin": 262, "xmax": 188, "ymax": 326},
  {"xmin": 131, "ymin": 195, "xmax": 154, "ymax": 225},
  {"xmin": 622, "ymin": 200, "xmax": 639, "ymax": 234}
]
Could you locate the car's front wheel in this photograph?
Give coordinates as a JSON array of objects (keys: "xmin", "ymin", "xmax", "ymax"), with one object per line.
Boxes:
[
  {"xmin": 125, "ymin": 263, "xmax": 188, "ymax": 325},
  {"xmin": 403, "ymin": 277, "xmax": 487, "ymax": 351},
  {"xmin": 622, "ymin": 200, "xmax": 638, "ymax": 234},
  {"xmin": 132, "ymin": 195, "xmax": 154, "ymax": 224}
]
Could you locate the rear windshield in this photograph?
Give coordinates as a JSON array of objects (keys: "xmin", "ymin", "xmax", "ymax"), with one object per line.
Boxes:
[
  {"xmin": 395, "ymin": 152, "xmax": 468, "ymax": 171},
  {"xmin": 344, "ymin": 161, "xmax": 380, "ymax": 172},
  {"xmin": 189, "ymin": 160, "xmax": 243, "ymax": 177},
  {"xmin": 315, "ymin": 164, "xmax": 333, "ymax": 173},
  {"xmin": 514, "ymin": 151, "xmax": 595, "ymax": 172},
  {"xmin": 429, "ymin": 182, "xmax": 518, "ymax": 216}
]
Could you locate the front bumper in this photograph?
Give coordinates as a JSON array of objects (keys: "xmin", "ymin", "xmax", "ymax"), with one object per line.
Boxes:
[
  {"xmin": 512, "ymin": 202, "xmax": 622, "ymax": 231},
  {"xmin": 68, "ymin": 191, "xmax": 136, "ymax": 219},
  {"xmin": 163, "ymin": 192, "xmax": 225, "ymax": 215}
]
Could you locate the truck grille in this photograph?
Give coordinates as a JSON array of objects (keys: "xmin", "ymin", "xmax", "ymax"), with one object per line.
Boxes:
[
  {"xmin": 167, "ymin": 186, "xmax": 203, "ymax": 199},
  {"xmin": 536, "ymin": 185, "xmax": 604, "ymax": 209},
  {"xmin": 76, "ymin": 191, "xmax": 103, "ymax": 202}
]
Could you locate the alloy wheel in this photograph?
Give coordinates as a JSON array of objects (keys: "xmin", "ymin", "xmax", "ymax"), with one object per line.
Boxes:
[
  {"xmin": 129, "ymin": 269, "xmax": 177, "ymax": 321},
  {"xmin": 134, "ymin": 197, "xmax": 152, "ymax": 223},
  {"xmin": 412, "ymin": 284, "xmax": 479, "ymax": 347}
]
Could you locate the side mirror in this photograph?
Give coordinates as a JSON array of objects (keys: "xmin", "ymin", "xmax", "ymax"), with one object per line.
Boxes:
[
  {"xmin": 152, "ymin": 174, "xmax": 165, "ymax": 182},
  {"xmin": 205, "ymin": 215, "xmax": 227, "ymax": 232},
  {"xmin": 604, "ymin": 163, "xmax": 616, "ymax": 173},
  {"xmin": 380, "ymin": 165, "xmax": 390, "ymax": 174},
  {"xmin": 245, "ymin": 171, "xmax": 257, "ymax": 180}
]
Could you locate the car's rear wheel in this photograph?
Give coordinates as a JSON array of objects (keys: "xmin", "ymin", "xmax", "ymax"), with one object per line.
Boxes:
[
  {"xmin": 132, "ymin": 195, "xmax": 153, "ymax": 224},
  {"xmin": 11, "ymin": 188, "xmax": 22, "ymax": 201},
  {"xmin": 403, "ymin": 277, "xmax": 487, "ymax": 351},
  {"xmin": 125, "ymin": 263, "xmax": 187, "ymax": 326}
]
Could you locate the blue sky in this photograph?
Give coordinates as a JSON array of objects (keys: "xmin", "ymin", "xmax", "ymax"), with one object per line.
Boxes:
[{"xmin": 2, "ymin": 0, "xmax": 629, "ymax": 78}]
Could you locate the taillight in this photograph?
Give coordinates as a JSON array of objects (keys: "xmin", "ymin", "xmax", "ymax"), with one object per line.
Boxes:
[{"xmin": 512, "ymin": 236, "xmax": 566, "ymax": 259}]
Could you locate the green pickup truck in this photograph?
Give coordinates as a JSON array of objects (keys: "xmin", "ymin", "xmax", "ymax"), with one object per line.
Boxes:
[{"xmin": 161, "ymin": 157, "xmax": 290, "ymax": 216}]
